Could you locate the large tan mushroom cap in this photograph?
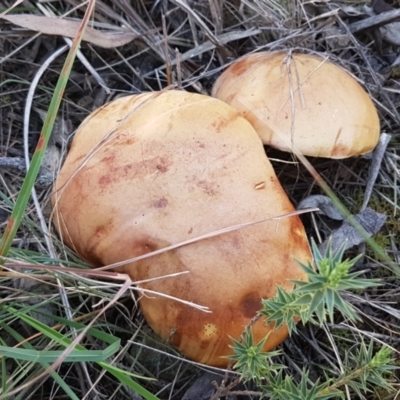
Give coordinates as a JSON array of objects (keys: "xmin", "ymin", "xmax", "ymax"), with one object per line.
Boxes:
[
  {"xmin": 212, "ymin": 51, "xmax": 380, "ymax": 159},
  {"xmin": 52, "ymin": 91, "xmax": 311, "ymax": 366}
]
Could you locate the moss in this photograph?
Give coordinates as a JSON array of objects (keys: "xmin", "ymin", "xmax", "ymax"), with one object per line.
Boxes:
[
  {"xmin": 389, "ymin": 65, "xmax": 400, "ymax": 79},
  {"xmin": 340, "ymin": 189, "xmax": 399, "ymax": 262},
  {"xmin": 331, "ymin": 328, "xmax": 355, "ymax": 350},
  {"xmin": 0, "ymin": 95, "xmax": 12, "ymax": 105}
]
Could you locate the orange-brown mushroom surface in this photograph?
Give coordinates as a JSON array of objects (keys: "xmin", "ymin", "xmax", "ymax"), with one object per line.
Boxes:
[
  {"xmin": 52, "ymin": 90, "xmax": 311, "ymax": 366},
  {"xmin": 212, "ymin": 51, "xmax": 380, "ymax": 159}
]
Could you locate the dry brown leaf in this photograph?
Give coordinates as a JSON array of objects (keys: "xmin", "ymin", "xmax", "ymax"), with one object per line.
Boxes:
[{"xmin": 1, "ymin": 14, "xmax": 139, "ymax": 48}]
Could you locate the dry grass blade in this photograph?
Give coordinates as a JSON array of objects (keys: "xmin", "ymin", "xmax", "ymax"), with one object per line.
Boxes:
[
  {"xmin": 2, "ymin": 261, "xmax": 210, "ymax": 312},
  {"xmin": 96, "ymin": 208, "xmax": 318, "ymax": 271},
  {"xmin": 1, "ymin": 14, "xmax": 140, "ymax": 48},
  {"xmin": 208, "ymin": 0, "xmax": 223, "ymax": 34},
  {"xmin": 348, "ymin": 8, "xmax": 400, "ymax": 33},
  {"xmin": 152, "ymin": 29, "xmax": 261, "ymax": 72},
  {"xmin": 171, "ymin": 0, "xmax": 219, "ymax": 45}
]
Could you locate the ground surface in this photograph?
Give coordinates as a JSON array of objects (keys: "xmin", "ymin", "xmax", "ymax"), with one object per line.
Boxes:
[{"xmin": 0, "ymin": 0, "xmax": 400, "ymax": 399}]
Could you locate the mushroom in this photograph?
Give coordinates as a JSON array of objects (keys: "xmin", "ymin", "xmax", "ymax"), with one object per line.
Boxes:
[
  {"xmin": 52, "ymin": 90, "xmax": 312, "ymax": 367},
  {"xmin": 212, "ymin": 51, "xmax": 380, "ymax": 159}
]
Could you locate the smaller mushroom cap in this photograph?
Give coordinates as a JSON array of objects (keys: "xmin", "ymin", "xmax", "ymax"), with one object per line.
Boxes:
[{"xmin": 212, "ymin": 51, "xmax": 380, "ymax": 159}]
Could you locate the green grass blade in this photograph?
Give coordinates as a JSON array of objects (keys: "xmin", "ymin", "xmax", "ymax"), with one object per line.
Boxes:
[
  {"xmin": 0, "ymin": 0, "xmax": 96, "ymax": 260},
  {"xmin": 1, "ymin": 340, "xmax": 6, "ymax": 396},
  {"xmin": 301, "ymin": 158, "xmax": 400, "ymax": 275},
  {"xmin": 0, "ymin": 321, "xmax": 80, "ymax": 400},
  {"xmin": 1, "ymin": 307, "xmax": 159, "ymax": 399},
  {"xmin": 2, "ymin": 306, "xmax": 120, "ymax": 362},
  {"xmin": 100, "ymin": 363, "xmax": 160, "ymax": 400},
  {"xmin": 0, "ymin": 346, "xmax": 115, "ymax": 363}
]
